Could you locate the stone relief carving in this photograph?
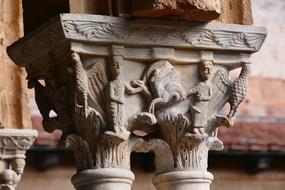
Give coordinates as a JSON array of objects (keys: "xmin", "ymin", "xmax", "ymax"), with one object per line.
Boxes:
[
  {"xmin": 7, "ymin": 14, "xmax": 266, "ymax": 68},
  {"xmin": 67, "ymin": 49, "xmax": 249, "ymax": 172},
  {"xmin": 187, "ymin": 60, "xmax": 213, "ymax": 135},
  {"xmin": 0, "ymin": 129, "xmax": 37, "ymax": 190},
  {"xmin": 22, "ymin": 49, "xmax": 250, "ymax": 174},
  {"xmin": 220, "ymin": 63, "xmax": 251, "ymax": 122},
  {"xmin": 63, "ymin": 20, "xmax": 265, "ymax": 51},
  {"xmin": 133, "ymin": 60, "xmax": 186, "ymax": 114},
  {"xmin": 105, "ymin": 54, "xmax": 142, "ymax": 140},
  {"xmin": 7, "ymin": 14, "xmax": 266, "ymax": 190}
]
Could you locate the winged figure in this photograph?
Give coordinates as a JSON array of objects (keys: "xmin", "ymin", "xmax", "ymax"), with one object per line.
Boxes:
[{"xmin": 209, "ymin": 63, "xmax": 251, "ymax": 126}]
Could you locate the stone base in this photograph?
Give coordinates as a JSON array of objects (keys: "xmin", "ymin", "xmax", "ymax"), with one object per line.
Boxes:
[
  {"xmin": 71, "ymin": 168, "xmax": 135, "ymax": 190},
  {"xmin": 153, "ymin": 171, "xmax": 213, "ymax": 190}
]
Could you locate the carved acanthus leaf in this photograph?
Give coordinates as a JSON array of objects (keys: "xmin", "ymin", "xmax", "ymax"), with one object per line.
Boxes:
[
  {"xmin": 184, "ymin": 29, "xmax": 215, "ymax": 45},
  {"xmin": 131, "ymin": 137, "xmax": 174, "ymax": 173},
  {"xmin": 244, "ymin": 33, "xmax": 266, "ymax": 50},
  {"xmin": 63, "ymin": 20, "xmax": 116, "ymax": 40},
  {"xmin": 59, "ymin": 16, "xmax": 266, "ymax": 52},
  {"xmin": 158, "ymin": 113, "xmax": 213, "ymax": 170},
  {"xmin": 66, "ymin": 134, "xmax": 93, "ymax": 172},
  {"xmin": 183, "ymin": 29, "xmax": 265, "ymax": 50}
]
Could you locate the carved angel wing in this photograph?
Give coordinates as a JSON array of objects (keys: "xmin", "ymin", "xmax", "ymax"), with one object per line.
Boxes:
[
  {"xmin": 87, "ymin": 62, "xmax": 108, "ymax": 120},
  {"xmin": 207, "ymin": 69, "xmax": 232, "ymax": 117}
]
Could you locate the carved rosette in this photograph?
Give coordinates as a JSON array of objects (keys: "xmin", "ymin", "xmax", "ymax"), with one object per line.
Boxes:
[
  {"xmin": 0, "ymin": 129, "xmax": 37, "ymax": 190},
  {"xmin": 7, "ymin": 14, "xmax": 266, "ymax": 189}
]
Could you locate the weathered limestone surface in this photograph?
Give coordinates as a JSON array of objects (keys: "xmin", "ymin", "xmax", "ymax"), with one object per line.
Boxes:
[
  {"xmin": 216, "ymin": 0, "xmax": 253, "ymax": 25},
  {"xmin": 0, "ymin": 0, "xmax": 31, "ymax": 129},
  {"xmin": 7, "ymin": 14, "xmax": 266, "ymax": 190},
  {"xmin": 69, "ymin": 0, "xmax": 119, "ymax": 16},
  {"xmin": 131, "ymin": 0, "xmax": 221, "ymax": 22},
  {"xmin": 68, "ymin": 0, "xmax": 253, "ymax": 24}
]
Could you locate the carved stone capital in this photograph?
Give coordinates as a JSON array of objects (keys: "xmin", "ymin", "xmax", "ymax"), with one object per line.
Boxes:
[
  {"xmin": 7, "ymin": 14, "xmax": 266, "ymax": 190},
  {"xmin": 0, "ymin": 129, "xmax": 37, "ymax": 190}
]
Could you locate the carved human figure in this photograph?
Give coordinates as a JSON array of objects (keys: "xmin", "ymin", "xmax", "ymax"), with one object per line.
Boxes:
[
  {"xmin": 11, "ymin": 159, "xmax": 25, "ymax": 175},
  {"xmin": 105, "ymin": 55, "xmax": 142, "ymax": 140},
  {"xmin": 188, "ymin": 60, "xmax": 213, "ymax": 135}
]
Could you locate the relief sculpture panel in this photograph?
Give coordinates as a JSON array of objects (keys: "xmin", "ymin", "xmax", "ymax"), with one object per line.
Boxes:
[
  {"xmin": 7, "ymin": 14, "xmax": 266, "ymax": 190},
  {"xmin": 27, "ymin": 45, "xmax": 251, "ymax": 173}
]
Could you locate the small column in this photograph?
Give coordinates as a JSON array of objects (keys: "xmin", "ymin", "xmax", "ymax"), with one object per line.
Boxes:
[
  {"xmin": 7, "ymin": 14, "xmax": 266, "ymax": 190},
  {"xmin": 0, "ymin": 128, "xmax": 37, "ymax": 190}
]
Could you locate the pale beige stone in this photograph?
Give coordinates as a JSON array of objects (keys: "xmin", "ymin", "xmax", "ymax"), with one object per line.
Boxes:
[
  {"xmin": 216, "ymin": 0, "xmax": 253, "ymax": 25},
  {"xmin": 0, "ymin": 128, "xmax": 37, "ymax": 190},
  {"xmin": 0, "ymin": 0, "xmax": 31, "ymax": 129},
  {"xmin": 131, "ymin": 0, "xmax": 221, "ymax": 21},
  {"xmin": 68, "ymin": 0, "xmax": 253, "ymax": 24}
]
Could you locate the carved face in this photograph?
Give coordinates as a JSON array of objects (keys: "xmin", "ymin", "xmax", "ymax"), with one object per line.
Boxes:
[
  {"xmin": 200, "ymin": 60, "xmax": 213, "ymax": 80},
  {"xmin": 11, "ymin": 159, "xmax": 25, "ymax": 174},
  {"xmin": 111, "ymin": 56, "xmax": 123, "ymax": 79}
]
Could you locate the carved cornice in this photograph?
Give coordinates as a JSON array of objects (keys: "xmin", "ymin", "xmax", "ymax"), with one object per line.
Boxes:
[
  {"xmin": 0, "ymin": 129, "xmax": 37, "ymax": 158},
  {"xmin": 62, "ymin": 16, "xmax": 265, "ymax": 51},
  {"xmin": 7, "ymin": 14, "xmax": 266, "ymax": 67}
]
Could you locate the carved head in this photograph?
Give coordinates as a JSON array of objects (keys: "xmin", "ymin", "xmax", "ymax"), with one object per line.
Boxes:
[
  {"xmin": 11, "ymin": 159, "xmax": 25, "ymax": 175},
  {"xmin": 199, "ymin": 60, "xmax": 213, "ymax": 80},
  {"xmin": 0, "ymin": 169, "xmax": 17, "ymax": 185},
  {"xmin": 110, "ymin": 55, "xmax": 123, "ymax": 79}
]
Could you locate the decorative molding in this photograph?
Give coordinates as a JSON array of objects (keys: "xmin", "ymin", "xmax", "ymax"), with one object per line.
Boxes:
[
  {"xmin": 63, "ymin": 19, "xmax": 266, "ymax": 51},
  {"xmin": 7, "ymin": 14, "xmax": 266, "ymax": 67}
]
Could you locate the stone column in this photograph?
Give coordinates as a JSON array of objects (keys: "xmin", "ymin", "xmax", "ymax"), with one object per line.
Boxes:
[
  {"xmin": 0, "ymin": 129, "xmax": 37, "ymax": 190},
  {"xmin": 7, "ymin": 13, "xmax": 266, "ymax": 190},
  {"xmin": 0, "ymin": 0, "xmax": 38, "ymax": 189},
  {"xmin": 0, "ymin": 0, "xmax": 31, "ymax": 129}
]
